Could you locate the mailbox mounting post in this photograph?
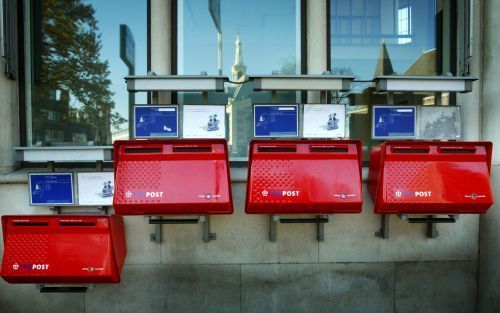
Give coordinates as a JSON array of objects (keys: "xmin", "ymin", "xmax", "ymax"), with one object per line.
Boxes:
[
  {"xmin": 270, "ymin": 215, "xmax": 332, "ymax": 242},
  {"xmin": 148, "ymin": 215, "xmax": 216, "ymax": 243},
  {"xmin": 376, "ymin": 214, "xmax": 458, "ymax": 239}
]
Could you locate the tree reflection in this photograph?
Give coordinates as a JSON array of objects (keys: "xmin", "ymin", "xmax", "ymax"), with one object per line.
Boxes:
[{"xmin": 32, "ymin": 0, "xmax": 125, "ymax": 145}]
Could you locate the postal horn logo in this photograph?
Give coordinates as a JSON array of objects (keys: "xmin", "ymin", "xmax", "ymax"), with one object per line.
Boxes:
[
  {"xmin": 395, "ymin": 190, "xmax": 402, "ymax": 197},
  {"xmin": 125, "ymin": 191, "xmax": 132, "ymax": 198},
  {"xmin": 12, "ymin": 263, "xmax": 19, "ymax": 270},
  {"xmin": 262, "ymin": 190, "xmax": 269, "ymax": 197}
]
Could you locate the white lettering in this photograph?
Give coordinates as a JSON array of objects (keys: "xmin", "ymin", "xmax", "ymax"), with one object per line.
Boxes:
[
  {"xmin": 415, "ymin": 191, "xmax": 432, "ymax": 197},
  {"xmin": 281, "ymin": 190, "xmax": 300, "ymax": 197},
  {"xmin": 146, "ymin": 192, "xmax": 164, "ymax": 198}
]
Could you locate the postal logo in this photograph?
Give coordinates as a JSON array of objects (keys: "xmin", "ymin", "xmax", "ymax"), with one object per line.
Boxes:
[
  {"xmin": 395, "ymin": 190, "xmax": 432, "ymax": 197},
  {"xmin": 126, "ymin": 191, "xmax": 164, "ymax": 198},
  {"xmin": 13, "ymin": 263, "xmax": 49, "ymax": 270},
  {"xmin": 262, "ymin": 189, "xmax": 300, "ymax": 197}
]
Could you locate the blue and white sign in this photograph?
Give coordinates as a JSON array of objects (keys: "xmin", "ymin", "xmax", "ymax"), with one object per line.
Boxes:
[
  {"xmin": 29, "ymin": 173, "xmax": 74, "ymax": 206},
  {"xmin": 134, "ymin": 105, "xmax": 178, "ymax": 138},
  {"xmin": 254, "ymin": 105, "xmax": 298, "ymax": 137},
  {"xmin": 372, "ymin": 106, "xmax": 416, "ymax": 139}
]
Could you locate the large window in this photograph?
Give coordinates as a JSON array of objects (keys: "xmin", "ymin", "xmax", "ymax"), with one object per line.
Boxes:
[
  {"xmin": 178, "ymin": 0, "xmax": 302, "ymax": 160},
  {"xmin": 25, "ymin": 0, "xmax": 147, "ymax": 146},
  {"xmin": 330, "ymin": 0, "xmax": 460, "ymax": 159}
]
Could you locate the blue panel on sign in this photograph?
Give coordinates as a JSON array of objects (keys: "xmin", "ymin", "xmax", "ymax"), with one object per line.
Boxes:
[
  {"xmin": 372, "ymin": 106, "xmax": 416, "ymax": 139},
  {"xmin": 29, "ymin": 173, "xmax": 74, "ymax": 206},
  {"xmin": 254, "ymin": 105, "xmax": 298, "ymax": 137},
  {"xmin": 134, "ymin": 105, "xmax": 178, "ymax": 138}
]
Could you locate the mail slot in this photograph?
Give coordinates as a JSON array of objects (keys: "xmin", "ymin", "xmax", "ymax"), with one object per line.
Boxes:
[
  {"xmin": 246, "ymin": 140, "xmax": 363, "ymax": 214},
  {"xmin": 368, "ymin": 141, "xmax": 494, "ymax": 214},
  {"xmin": 113, "ymin": 139, "xmax": 233, "ymax": 215},
  {"xmin": 1, "ymin": 215, "xmax": 126, "ymax": 284}
]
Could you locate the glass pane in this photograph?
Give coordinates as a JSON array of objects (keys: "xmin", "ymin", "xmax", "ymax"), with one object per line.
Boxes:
[
  {"xmin": 331, "ymin": 0, "xmax": 441, "ymax": 79},
  {"xmin": 26, "ymin": 0, "xmax": 147, "ymax": 146},
  {"xmin": 178, "ymin": 0, "xmax": 301, "ymax": 160},
  {"xmin": 330, "ymin": 0, "xmax": 458, "ymax": 161}
]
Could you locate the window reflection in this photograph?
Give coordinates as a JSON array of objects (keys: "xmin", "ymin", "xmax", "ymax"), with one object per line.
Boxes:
[
  {"xmin": 179, "ymin": 0, "xmax": 301, "ymax": 159},
  {"xmin": 331, "ymin": 0, "xmax": 458, "ymax": 160},
  {"xmin": 28, "ymin": 0, "xmax": 147, "ymax": 146},
  {"xmin": 330, "ymin": 0, "xmax": 438, "ymax": 79}
]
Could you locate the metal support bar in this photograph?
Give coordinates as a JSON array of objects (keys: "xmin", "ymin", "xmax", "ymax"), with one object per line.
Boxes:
[
  {"xmin": 47, "ymin": 161, "xmax": 55, "ymax": 172},
  {"xmin": 378, "ymin": 214, "xmax": 458, "ymax": 239},
  {"xmin": 149, "ymin": 216, "xmax": 163, "ymax": 244},
  {"xmin": 375, "ymin": 215, "xmax": 390, "ymax": 239},
  {"xmin": 406, "ymin": 215, "xmax": 457, "ymax": 223},
  {"xmin": 269, "ymin": 215, "xmax": 332, "ymax": 242},
  {"xmin": 96, "ymin": 160, "xmax": 103, "ymax": 171},
  {"xmin": 320, "ymin": 90, "xmax": 327, "ymax": 104},
  {"xmin": 203, "ymin": 91, "xmax": 209, "ymax": 104},
  {"xmin": 50, "ymin": 206, "xmax": 61, "ymax": 215},
  {"xmin": 271, "ymin": 90, "xmax": 277, "ymax": 103},
  {"xmin": 36, "ymin": 284, "xmax": 94, "ymax": 293},
  {"xmin": 148, "ymin": 215, "xmax": 216, "ymax": 243},
  {"xmin": 427, "ymin": 216, "xmax": 439, "ymax": 238}
]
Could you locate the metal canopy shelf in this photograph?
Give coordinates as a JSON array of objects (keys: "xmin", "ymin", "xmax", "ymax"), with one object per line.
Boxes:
[
  {"xmin": 251, "ymin": 75, "xmax": 354, "ymax": 91},
  {"xmin": 16, "ymin": 146, "xmax": 113, "ymax": 163},
  {"xmin": 125, "ymin": 75, "xmax": 229, "ymax": 92},
  {"xmin": 375, "ymin": 75, "xmax": 477, "ymax": 93}
]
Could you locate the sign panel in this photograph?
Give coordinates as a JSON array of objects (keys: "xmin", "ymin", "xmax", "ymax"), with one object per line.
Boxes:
[
  {"xmin": 77, "ymin": 172, "xmax": 115, "ymax": 206},
  {"xmin": 134, "ymin": 105, "xmax": 178, "ymax": 138},
  {"xmin": 120, "ymin": 24, "xmax": 135, "ymax": 71},
  {"xmin": 29, "ymin": 173, "xmax": 74, "ymax": 206},
  {"xmin": 303, "ymin": 104, "xmax": 346, "ymax": 138},
  {"xmin": 418, "ymin": 106, "xmax": 461, "ymax": 140},
  {"xmin": 209, "ymin": 0, "xmax": 221, "ymax": 33},
  {"xmin": 254, "ymin": 105, "xmax": 298, "ymax": 137},
  {"xmin": 372, "ymin": 106, "xmax": 416, "ymax": 139},
  {"xmin": 183, "ymin": 105, "xmax": 226, "ymax": 138}
]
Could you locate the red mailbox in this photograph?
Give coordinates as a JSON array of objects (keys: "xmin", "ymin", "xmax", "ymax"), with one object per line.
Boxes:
[
  {"xmin": 246, "ymin": 140, "xmax": 363, "ymax": 214},
  {"xmin": 113, "ymin": 139, "xmax": 233, "ymax": 215},
  {"xmin": 1, "ymin": 215, "xmax": 126, "ymax": 284},
  {"xmin": 368, "ymin": 141, "xmax": 494, "ymax": 214}
]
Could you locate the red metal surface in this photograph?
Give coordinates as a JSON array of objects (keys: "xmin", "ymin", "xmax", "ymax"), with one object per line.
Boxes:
[
  {"xmin": 1, "ymin": 215, "xmax": 126, "ymax": 284},
  {"xmin": 113, "ymin": 139, "xmax": 233, "ymax": 215},
  {"xmin": 246, "ymin": 140, "xmax": 363, "ymax": 214},
  {"xmin": 368, "ymin": 141, "xmax": 494, "ymax": 214}
]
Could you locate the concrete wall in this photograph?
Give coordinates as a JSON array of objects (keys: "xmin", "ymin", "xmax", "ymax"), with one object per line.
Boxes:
[
  {"xmin": 0, "ymin": 1, "xmax": 498, "ymax": 313},
  {"xmin": 478, "ymin": 0, "xmax": 500, "ymax": 312},
  {"xmin": 0, "ymin": 181, "xmax": 481, "ymax": 313}
]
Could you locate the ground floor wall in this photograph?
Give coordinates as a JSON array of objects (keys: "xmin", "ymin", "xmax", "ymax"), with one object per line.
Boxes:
[{"xmin": 0, "ymin": 177, "xmax": 492, "ymax": 313}]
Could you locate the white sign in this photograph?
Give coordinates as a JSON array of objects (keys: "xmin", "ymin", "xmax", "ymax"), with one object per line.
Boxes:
[
  {"xmin": 77, "ymin": 172, "xmax": 114, "ymax": 206},
  {"xmin": 418, "ymin": 106, "xmax": 461, "ymax": 140},
  {"xmin": 303, "ymin": 104, "xmax": 346, "ymax": 138},
  {"xmin": 182, "ymin": 105, "xmax": 226, "ymax": 138}
]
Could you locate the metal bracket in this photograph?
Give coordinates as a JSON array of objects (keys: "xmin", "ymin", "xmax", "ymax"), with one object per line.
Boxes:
[
  {"xmin": 49, "ymin": 206, "xmax": 109, "ymax": 215},
  {"xmin": 36, "ymin": 284, "xmax": 95, "ymax": 293},
  {"xmin": 269, "ymin": 214, "xmax": 332, "ymax": 242},
  {"xmin": 148, "ymin": 215, "xmax": 216, "ymax": 243},
  {"xmin": 375, "ymin": 214, "xmax": 390, "ymax": 239},
  {"xmin": 376, "ymin": 214, "xmax": 458, "ymax": 239}
]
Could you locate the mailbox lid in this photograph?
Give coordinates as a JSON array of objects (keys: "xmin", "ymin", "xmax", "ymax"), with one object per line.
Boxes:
[
  {"xmin": 246, "ymin": 140, "xmax": 363, "ymax": 214},
  {"xmin": 113, "ymin": 139, "xmax": 233, "ymax": 215},
  {"xmin": 1, "ymin": 215, "xmax": 126, "ymax": 284},
  {"xmin": 371, "ymin": 141, "xmax": 493, "ymax": 214}
]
